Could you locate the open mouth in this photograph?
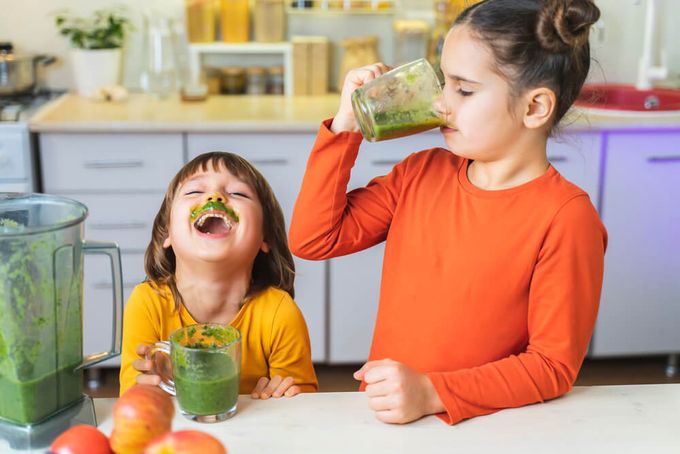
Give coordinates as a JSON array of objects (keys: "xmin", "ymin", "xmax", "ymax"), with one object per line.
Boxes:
[{"xmin": 193, "ymin": 210, "xmax": 234, "ymax": 236}]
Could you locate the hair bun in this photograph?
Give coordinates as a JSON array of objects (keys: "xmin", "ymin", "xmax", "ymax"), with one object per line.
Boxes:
[{"xmin": 537, "ymin": 0, "xmax": 601, "ymax": 53}]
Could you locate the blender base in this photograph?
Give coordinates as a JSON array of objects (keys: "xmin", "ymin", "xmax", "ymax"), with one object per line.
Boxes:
[{"xmin": 0, "ymin": 395, "xmax": 97, "ymax": 452}]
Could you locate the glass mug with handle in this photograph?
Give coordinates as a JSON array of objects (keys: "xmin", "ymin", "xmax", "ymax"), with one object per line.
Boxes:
[{"xmin": 147, "ymin": 323, "xmax": 241, "ymax": 423}]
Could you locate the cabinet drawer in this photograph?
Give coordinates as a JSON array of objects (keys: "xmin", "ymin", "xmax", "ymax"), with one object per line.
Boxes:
[
  {"xmin": 62, "ymin": 193, "xmax": 163, "ymax": 252},
  {"xmin": 547, "ymin": 132, "xmax": 602, "ymax": 206},
  {"xmin": 187, "ymin": 133, "xmax": 316, "ymax": 225},
  {"xmin": 351, "ymin": 132, "xmax": 444, "ymax": 190},
  {"xmin": 40, "ymin": 133, "xmax": 184, "ymax": 192},
  {"xmin": 83, "ymin": 253, "xmax": 145, "ymax": 367},
  {"xmin": 0, "ymin": 128, "xmax": 29, "ymax": 179}
]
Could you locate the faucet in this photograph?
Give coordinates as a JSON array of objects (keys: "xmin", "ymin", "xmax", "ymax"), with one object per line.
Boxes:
[{"xmin": 636, "ymin": 0, "xmax": 668, "ymax": 90}]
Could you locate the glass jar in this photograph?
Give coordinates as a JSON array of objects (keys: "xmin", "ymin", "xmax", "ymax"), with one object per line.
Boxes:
[
  {"xmin": 221, "ymin": 66, "xmax": 246, "ymax": 94},
  {"xmin": 351, "ymin": 58, "xmax": 444, "ymax": 142},
  {"xmin": 185, "ymin": 0, "xmax": 217, "ymax": 43},
  {"xmin": 220, "ymin": 0, "xmax": 249, "ymax": 42},
  {"xmin": 254, "ymin": 0, "xmax": 286, "ymax": 43},
  {"xmin": 246, "ymin": 66, "xmax": 268, "ymax": 94},
  {"xmin": 393, "ymin": 20, "xmax": 430, "ymax": 66},
  {"xmin": 205, "ymin": 67, "xmax": 222, "ymax": 94},
  {"xmin": 268, "ymin": 65, "xmax": 284, "ymax": 94}
]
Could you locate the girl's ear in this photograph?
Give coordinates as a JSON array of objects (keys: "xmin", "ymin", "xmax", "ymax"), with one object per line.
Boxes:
[
  {"xmin": 261, "ymin": 241, "xmax": 270, "ymax": 253},
  {"xmin": 523, "ymin": 87, "xmax": 556, "ymax": 130},
  {"xmin": 163, "ymin": 237, "xmax": 171, "ymax": 248}
]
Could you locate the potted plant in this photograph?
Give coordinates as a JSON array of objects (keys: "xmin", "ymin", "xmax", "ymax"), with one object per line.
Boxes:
[{"xmin": 55, "ymin": 8, "xmax": 131, "ymax": 97}]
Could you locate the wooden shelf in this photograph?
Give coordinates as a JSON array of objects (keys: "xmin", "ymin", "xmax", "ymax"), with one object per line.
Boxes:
[{"xmin": 188, "ymin": 42, "xmax": 294, "ymax": 96}]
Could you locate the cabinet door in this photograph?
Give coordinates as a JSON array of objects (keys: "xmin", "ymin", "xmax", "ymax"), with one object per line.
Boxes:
[
  {"xmin": 83, "ymin": 253, "xmax": 146, "ymax": 367},
  {"xmin": 547, "ymin": 132, "xmax": 602, "ymax": 207},
  {"xmin": 329, "ymin": 133, "xmax": 443, "ymax": 363},
  {"xmin": 591, "ymin": 131, "xmax": 680, "ymax": 356},
  {"xmin": 40, "ymin": 133, "xmax": 184, "ymax": 192},
  {"xmin": 187, "ymin": 133, "xmax": 326, "ymax": 362}
]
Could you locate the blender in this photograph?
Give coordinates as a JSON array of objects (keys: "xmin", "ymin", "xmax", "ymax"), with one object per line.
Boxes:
[{"xmin": 0, "ymin": 193, "xmax": 123, "ymax": 451}]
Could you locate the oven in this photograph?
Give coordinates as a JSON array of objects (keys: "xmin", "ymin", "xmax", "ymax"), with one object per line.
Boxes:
[{"xmin": 0, "ymin": 91, "xmax": 61, "ymax": 193}]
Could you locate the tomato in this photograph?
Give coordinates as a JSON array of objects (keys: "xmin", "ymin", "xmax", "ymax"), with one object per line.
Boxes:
[
  {"xmin": 144, "ymin": 430, "xmax": 227, "ymax": 454},
  {"xmin": 110, "ymin": 384, "xmax": 175, "ymax": 454},
  {"xmin": 49, "ymin": 424, "xmax": 113, "ymax": 454}
]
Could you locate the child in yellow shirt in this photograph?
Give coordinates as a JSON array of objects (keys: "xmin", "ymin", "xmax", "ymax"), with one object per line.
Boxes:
[{"xmin": 120, "ymin": 152, "xmax": 318, "ymax": 398}]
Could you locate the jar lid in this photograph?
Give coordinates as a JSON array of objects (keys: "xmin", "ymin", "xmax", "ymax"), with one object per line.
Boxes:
[
  {"xmin": 221, "ymin": 66, "xmax": 245, "ymax": 75},
  {"xmin": 269, "ymin": 65, "xmax": 284, "ymax": 75},
  {"xmin": 246, "ymin": 66, "xmax": 267, "ymax": 75}
]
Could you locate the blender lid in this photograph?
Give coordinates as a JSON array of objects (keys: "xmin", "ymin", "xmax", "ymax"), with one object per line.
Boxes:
[{"xmin": 0, "ymin": 193, "xmax": 88, "ymax": 237}]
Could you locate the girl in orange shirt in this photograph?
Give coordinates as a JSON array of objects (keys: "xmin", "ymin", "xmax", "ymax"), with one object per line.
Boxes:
[
  {"xmin": 121, "ymin": 152, "xmax": 317, "ymax": 399},
  {"xmin": 290, "ymin": 0, "xmax": 606, "ymax": 424}
]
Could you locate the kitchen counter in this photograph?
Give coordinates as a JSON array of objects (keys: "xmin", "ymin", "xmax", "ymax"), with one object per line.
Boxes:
[
  {"xmin": 29, "ymin": 94, "xmax": 341, "ymax": 133},
  {"xmin": 29, "ymin": 94, "xmax": 680, "ymax": 133},
  {"xmin": 91, "ymin": 385, "xmax": 679, "ymax": 453}
]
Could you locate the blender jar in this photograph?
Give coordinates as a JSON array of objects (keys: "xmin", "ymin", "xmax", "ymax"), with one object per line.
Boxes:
[
  {"xmin": 351, "ymin": 58, "xmax": 445, "ymax": 142},
  {"xmin": 0, "ymin": 193, "xmax": 123, "ymax": 428}
]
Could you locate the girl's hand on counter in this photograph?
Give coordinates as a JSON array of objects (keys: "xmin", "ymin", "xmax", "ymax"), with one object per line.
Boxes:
[
  {"xmin": 132, "ymin": 343, "xmax": 162, "ymax": 386},
  {"xmin": 354, "ymin": 359, "xmax": 445, "ymax": 424},
  {"xmin": 251, "ymin": 375, "xmax": 301, "ymax": 399},
  {"xmin": 332, "ymin": 62, "xmax": 392, "ymax": 135}
]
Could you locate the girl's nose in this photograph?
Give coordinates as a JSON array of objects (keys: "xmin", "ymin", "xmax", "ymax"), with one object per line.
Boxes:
[{"xmin": 206, "ymin": 192, "xmax": 225, "ymax": 203}]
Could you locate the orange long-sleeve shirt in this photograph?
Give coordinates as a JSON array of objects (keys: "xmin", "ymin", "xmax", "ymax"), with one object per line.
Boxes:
[{"xmin": 289, "ymin": 120, "xmax": 607, "ymax": 425}]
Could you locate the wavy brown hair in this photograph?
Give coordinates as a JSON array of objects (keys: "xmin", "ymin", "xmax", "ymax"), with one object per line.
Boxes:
[
  {"xmin": 144, "ymin": 152, "xmax": 295, "ymax": 310},
  {"xmin": 455, "ymin": 0, "xmax": 601, "ymax": 131}
]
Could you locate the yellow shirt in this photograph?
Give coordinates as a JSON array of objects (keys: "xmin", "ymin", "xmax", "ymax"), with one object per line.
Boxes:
[{"xmin": 119, "ymin": 282, "xmax": 318, "ymax": 396}]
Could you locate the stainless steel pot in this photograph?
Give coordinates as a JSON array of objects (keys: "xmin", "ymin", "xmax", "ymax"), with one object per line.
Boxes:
[{"xmin": 0, "ymin": 42, "xmax": 55, "ymax": 95}]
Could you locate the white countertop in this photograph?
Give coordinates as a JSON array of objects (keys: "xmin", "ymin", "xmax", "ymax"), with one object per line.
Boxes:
[
  {"xmin": 28, "ymin": 94, "xmax": 680, "ymax": 133},
  {"xmin": 91, "ymin": 385, "xmax": 680, "ymax": 453}
]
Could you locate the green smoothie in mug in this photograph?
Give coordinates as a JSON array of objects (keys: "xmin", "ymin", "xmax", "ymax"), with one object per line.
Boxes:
[{"xmin": 148, "ymin": 323, "xmax": 241, "ymax": 423}]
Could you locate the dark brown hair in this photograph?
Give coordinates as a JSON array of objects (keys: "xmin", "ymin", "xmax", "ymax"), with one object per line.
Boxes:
[
  {"xmin": 455, "ymin": 0, "xmax": 601, "ymax": 130},
  {"xmin": 145, "ymin": 152, "xmax": 295, "ymax": 310}
]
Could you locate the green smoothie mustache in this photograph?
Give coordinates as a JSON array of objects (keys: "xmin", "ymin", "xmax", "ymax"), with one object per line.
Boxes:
[{"xmin": 190, "ymin": 195, "xmax": 239, "ymax": 235}]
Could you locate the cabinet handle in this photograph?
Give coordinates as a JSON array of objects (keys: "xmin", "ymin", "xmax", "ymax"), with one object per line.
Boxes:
[
  {"xmin": 84, "ymin": 160, "xmax": 144, "ymax": 169},
  {"xmin": 647, "ymin": 156, "xmax": 680, "ymax": 164},
  {"xmin": 90, "ymin": 222, "xmax": 146, "ymax": 230},
  {"xmin": 370, "ymin": 159, "xmax": 401, "ymax": 166},
  {"xmin": 548, "ymin": 156, "xmax": 568, "ymax": 163},
  {"xmin": 249, "ymin": 158, "xmax": 288, "ymax": 166}
]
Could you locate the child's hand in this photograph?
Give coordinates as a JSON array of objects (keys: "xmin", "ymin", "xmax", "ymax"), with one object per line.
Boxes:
[
  {"xmin": 332, "ymin": 62, "xmax": 392, "ymax": 135},
  {"xmin": 132, "ymin": 343, "xmax": 162, "ymax": 387},
  {"xmin": 354, "ymin": 359, "xmax": 445, "ymax": 424},
  {"xmin": 250, "ymin": 375, "xmax": 301, "ymax": 399}
]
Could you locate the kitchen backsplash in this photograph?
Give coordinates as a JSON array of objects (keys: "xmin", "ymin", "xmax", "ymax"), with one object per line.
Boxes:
[{"xmin": 0, "ymin": 0, "xmax": 678, "ymax": 91}]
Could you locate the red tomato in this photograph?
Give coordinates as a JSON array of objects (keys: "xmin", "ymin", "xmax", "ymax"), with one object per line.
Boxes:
[{"xmin": 49, "ymin": 424, "xmax": 113, "ymax": 454}]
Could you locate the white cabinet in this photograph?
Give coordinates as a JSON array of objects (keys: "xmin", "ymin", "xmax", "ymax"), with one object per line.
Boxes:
[
  {"xmin": 591, "ymin": 131, "xmax": 680, "ymax": 356},
  {"xmin": 547, "ymin": 132, "xmax": 602, "ymax": 206},
  {"xmin": 39, "ymin": 132, "xmax": 185, "ymax": 366},
  {"xmin": 328, "ymin": 132, "xmax": 445, "ymax": 363},
  {"xmin": 186, "ymin": 133, "xmax": 327, "ymax": 362}
]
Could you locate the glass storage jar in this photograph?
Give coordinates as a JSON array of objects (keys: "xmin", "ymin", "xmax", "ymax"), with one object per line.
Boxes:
[
  {"xmin": 246, "ymin": 66, "xmax": 268, "ymax": 94},
  {"xmin": 254, "ymin": 0, "xmax": 285, "ymax": 42},
  {"xmin": 221, "ymin": 66, "xmax": 246, "ymax": 94},
  {"xmin": 220, "ymin": 0, "xmax": 249, "ymax": 42},
  {"xmin": 268, "ymin": 65, "xmax": 284, "ymax": 94},
  {"xmin": 351, "ymin": 58, "xmax": 444, "ymax": 142},
  {"xmin": 393, "ymin": 20, "xmax": 429, "ymax": 66},
  {"xmin": 185, "ymin": 0, "xmax": 217, "ymax": 43}
]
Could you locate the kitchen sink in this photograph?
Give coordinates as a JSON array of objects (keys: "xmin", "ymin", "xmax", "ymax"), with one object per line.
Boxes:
[{"xmin": 574, "ymin": 84, "xmax": 680, "ymax": 115}]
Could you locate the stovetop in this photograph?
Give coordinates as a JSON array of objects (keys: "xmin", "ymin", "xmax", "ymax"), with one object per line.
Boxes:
[{"xmin": 0, "ymin": 89, "xmax": 65, "ymax": 122}]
